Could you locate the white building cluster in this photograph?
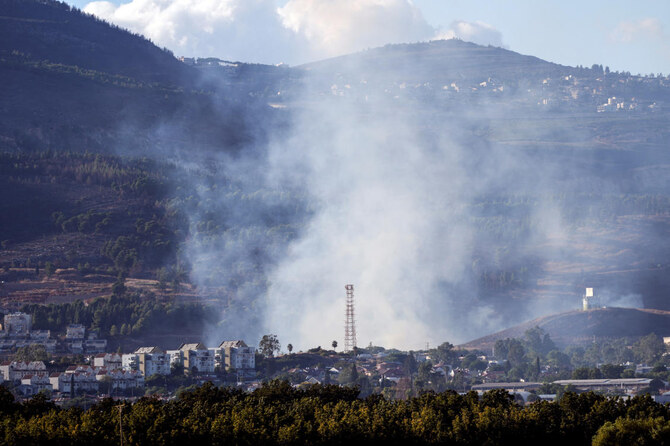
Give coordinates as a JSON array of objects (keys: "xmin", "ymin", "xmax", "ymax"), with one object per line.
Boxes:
[
  {"xmin": 0, "ymin": 313, "xmax": 107, "ymax": 354},
  {"xmin": 162, "ymin": 340, "xmax": 256, "ymax": 376},
  {"xmin": 0, "ymin": 313, "xmax": 56, "ymax": 353},
  {"xmin": 64, "ymin": 323, "xmax": 107, "ymax": 354},
  {"xmin": 0, "ymin": 325, "xmax": 256, "ymax": 397}
]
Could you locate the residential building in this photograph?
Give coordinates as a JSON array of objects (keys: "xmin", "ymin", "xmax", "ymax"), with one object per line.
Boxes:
[
  {"xmin": 0, "ymin": 361, "xmax": 48, "ymax": 381},
  {"xmin": 65, "ymin": 365, "xmax": 96, "ymax": 375},
  {"xmin": 49, "ymin": 372, "xmax": 98, "ymax": 394},
  {"xmin": 65, "ymin": 324, "xmax": 85, "ymax": 340},
  {"xmin": 3, "ymin": 313, "xmax": 31, "ymax": 335},
  {"xmin": 166, "ymin": 349, "xmax": 183, "ymax": 367},
  {"xmin": 217, "ymin": 340, "xmax": 256, "ymax": 371},
  {"xmin": 67, "ymin": 340, "xmax": 84, "ymax": 354},
  {"xmin": 93, "ymin": 353, "xmax": 122, "ymax": 370},
  {"xmin": 84, "ymin": 333, "xmax": 107, "ymax": 353},
  {"xmin": 122, "ymin": 347, "xmax": 170, "ymax": 377},
  {"xmin": 18, "ymin": 375, "xmax": 52, "ymax": 396},
  {"xmin": 95, "ymin": 369, "xmax": 144, "ymax": 391},
  {"xmin": 179, "ymin": 343, "xmax": 215, "ymax": 374}
]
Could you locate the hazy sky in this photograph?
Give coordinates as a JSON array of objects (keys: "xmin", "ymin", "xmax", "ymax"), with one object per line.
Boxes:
[{"xmin": 68, "ymin": 0, "xmax": 670, "ymax": 75}]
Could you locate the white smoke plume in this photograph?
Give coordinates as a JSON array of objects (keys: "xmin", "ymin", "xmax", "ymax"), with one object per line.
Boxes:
[{"xmin": 262, "ymin": 83, "xmax": 499, "ymax": 350}]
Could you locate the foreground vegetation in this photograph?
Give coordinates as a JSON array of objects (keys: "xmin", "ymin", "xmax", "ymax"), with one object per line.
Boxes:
[{"xmin": 0, "ymin": 381, "xmax": 669, "ymax": 445}]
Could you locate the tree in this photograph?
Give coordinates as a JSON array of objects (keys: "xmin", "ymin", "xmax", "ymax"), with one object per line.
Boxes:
[
  {"xmin": 112, "ymin": 278, "xmax": 126, "ymax": 296},
  {"xmin": 171, "ymin": 362, "xmax": 184, "ymax": 376},
  {"xmin": 593, "ymin": 417, "xmax": 670, "ymax": 446},
  {"xmin": 600, "ymin": 364, "xmax": 624, "ymax": 379},
  {"xmin": 338, "ymin": 363, "xmax": 358, "ymax": 385},
  {"xmin": 44, "ymin": 261, "xmax": 55, "ymax": 277},
  {"xmin": 14, "ymin": 344, "xmax": 48, "ymax": 362},
  {"xmin": 434, "ymin": 341, "xmax": 456, "ymax": 363},
  {"xmin": 287, "ymin": 343, "xmax": 293, "ymax": 354},
  {"xmin": 572, "ymin": 367, "xmax": 590, "ymax": 379},
  {"xmin": 524, "ymin": 326, "xmax": 555, "ymax": 357},
  {"xmin": 507, "ymin": 339, "xmax": 526, "ymax": 367},
  {"xmin": 403, "ymin": 353, "xmax": 418, "ymax": 375},
  {"xmin": 546, "ymin": 350, "xmax": 571, "ymax": 370},
  {"xmin": 259, "ymin": 334, "xmax": 280, "ymax": 357},
  {"xmin": 634, "ymin": 334, "xmax": 665, "ymax": 364},
  {"xmin": 332, "ymin": 340, "xmax": 337, "ymax": 350}
]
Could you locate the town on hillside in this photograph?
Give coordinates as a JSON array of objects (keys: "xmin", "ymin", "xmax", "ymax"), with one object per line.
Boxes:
[{"xmin": 0, "ymin": 311, "xmax": 669, "ymax": 407}]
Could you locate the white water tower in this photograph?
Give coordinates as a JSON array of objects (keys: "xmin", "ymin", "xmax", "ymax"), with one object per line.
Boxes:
[{"xmin": 582, "ymin": 287, "xmax": 595, "ymax": 311}]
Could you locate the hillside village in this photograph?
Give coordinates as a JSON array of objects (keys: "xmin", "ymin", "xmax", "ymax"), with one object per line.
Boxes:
[
  {"xmin": 1, "ymin": 310, "xmax": 669, "ymax": 406},
  {"xmin": 186, "ymin": 51, "xmax": 670, "ymax": 114}
]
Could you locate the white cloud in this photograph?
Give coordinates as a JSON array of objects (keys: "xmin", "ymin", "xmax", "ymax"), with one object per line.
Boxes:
[
  {"xmin": 83, "ymin": 0, "xmax": 436, "ymax": 64},
  {"xmin": 433, "ymin": 20, "xmax": 504, "ymax": 47},
  {"xmin": 610, "ymin": 18, "xmax": 663, "ymax": 43},
  {"xmin": 84, "ymin": 0, "xmax": 304, "ymax": 63},
  {"xmin": 277, "ymin": 0, "xmax": 435, "ymax": 59}
]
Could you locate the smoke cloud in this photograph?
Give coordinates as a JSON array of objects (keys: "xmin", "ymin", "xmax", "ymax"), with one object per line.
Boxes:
[
  {"xmin": 434, "ymin": 20, "xmax": 505, "ymax": 48},
  {"xmin": 263, "ymin": 95, "xmax": 476, "ymax": 350}
]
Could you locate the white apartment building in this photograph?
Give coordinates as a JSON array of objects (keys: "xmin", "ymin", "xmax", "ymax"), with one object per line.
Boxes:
[
  {"xmin": 179, "ymin": 343, "xmax": 215, "ymax": 374},
  {"xmin": 217, "ymin": 340, "xmax": 256, "ymax": 371},
  {"xmin": 0, "ymin": 361, "xmax": 48, "ymax": 381},
  {"xmin": 49, "ymin": 371, "xmax": 99, "ymax": 394},
  {"xmin": 122, "ymin": 347, "xmax": 170, "ymax": 377},
  {"xmin": 93, "ymin": 353, "xmax": 122, "ymax": 370},
  {"xmin": 95, "ymin": 369, "xmax": 144, "ymax": 391},
  {"xmin": 19, "ymin": 374, "xmax": 52, "ymax": 396}
]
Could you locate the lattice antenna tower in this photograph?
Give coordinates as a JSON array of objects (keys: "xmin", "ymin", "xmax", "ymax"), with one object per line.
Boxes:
[{"xmin": 344, "ymin": 284, "xmax": 357, "ymax": 352}]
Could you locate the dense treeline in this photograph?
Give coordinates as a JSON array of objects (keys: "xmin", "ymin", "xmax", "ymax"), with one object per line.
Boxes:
[
  {"xmin": 0, "ymin": 151, "xmax": 182, "ymax": 272},
  {"xmin": 0, "ymin": 0, "xmax": 191, "ymax": 86},
  {"xmin": 0, "ymin": 381, "xmax": 669, "ymax": 445},
  {"xmin": 20, "ymin": 293, "xmax": 217, "ymax": 337},
  {"xmin": 485, "ymin": 328, "xmax": 670, "ymax": 384}
]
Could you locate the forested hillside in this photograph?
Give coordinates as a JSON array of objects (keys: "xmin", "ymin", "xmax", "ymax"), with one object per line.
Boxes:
[
  {"xmin": 0, "ymin": 0, "xmax": 191, "ymax": 84},
  {"xmin": 0, "ymin": 0, "xmax": 265, "ymax": 153}
]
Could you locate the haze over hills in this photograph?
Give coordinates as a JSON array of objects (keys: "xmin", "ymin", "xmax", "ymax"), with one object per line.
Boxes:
[{"xmin": 2, "ymin": 0, "xmax": 670, "ymax": 348}]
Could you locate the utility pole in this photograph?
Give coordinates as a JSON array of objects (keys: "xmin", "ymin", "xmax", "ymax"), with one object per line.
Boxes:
[{"xmin": 116, "ymin": 404, "xmax": 124, "ymax": 446}]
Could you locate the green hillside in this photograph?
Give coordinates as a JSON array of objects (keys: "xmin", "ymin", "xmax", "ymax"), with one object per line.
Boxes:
[
  {"xmin": 0, "ymin": 0, "xmax": 262, "ymax": 153},
  {"xmin": 0, "ymin": 0, "xmax": 192, "ymax": 84}
]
